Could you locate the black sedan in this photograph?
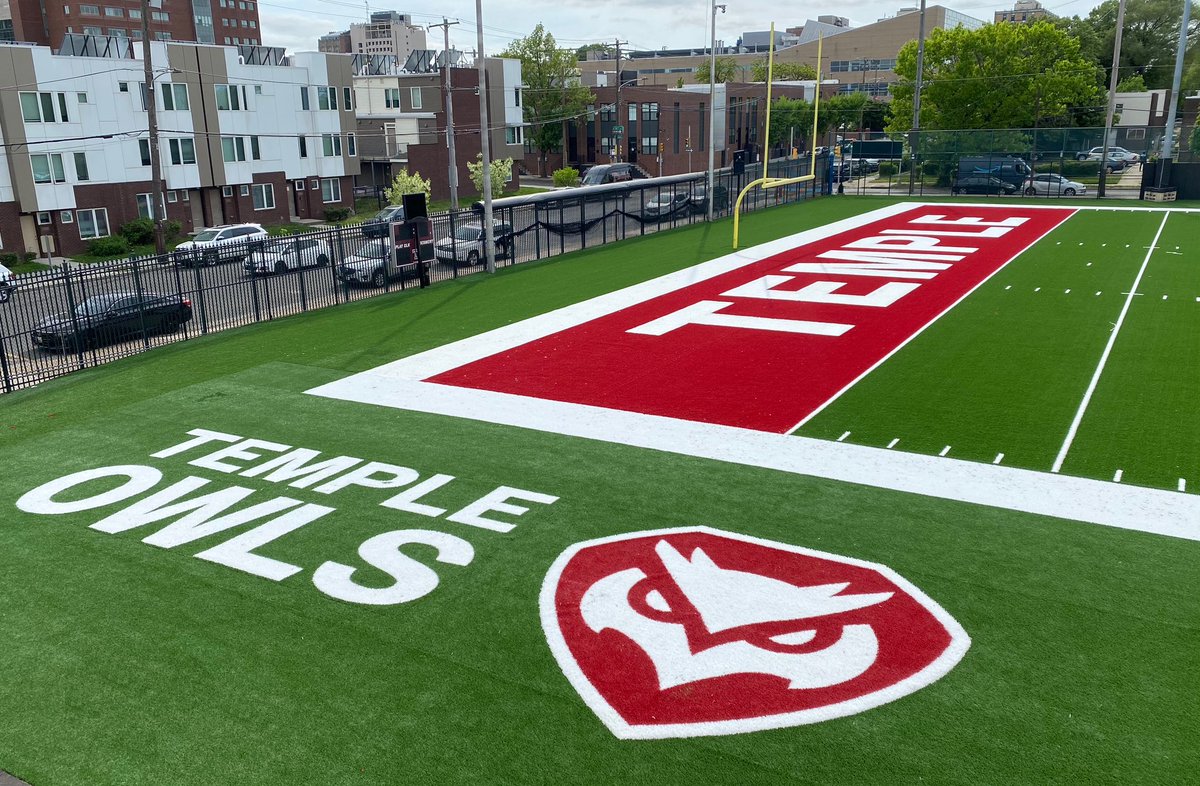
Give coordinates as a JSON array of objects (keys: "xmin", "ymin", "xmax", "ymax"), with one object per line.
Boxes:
[
  {"xmin": 951, "ymin": 175, "xmax": 1019, "ymax": 196},
  {"xmin": 32, "ymin": 291, "xmax": 193, "ymax": 352}
]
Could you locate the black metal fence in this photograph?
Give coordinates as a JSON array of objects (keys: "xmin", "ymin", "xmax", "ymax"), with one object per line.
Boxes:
[{"xmin": 0, "ymin": 157, "xmax": 824, "ymax": 394}]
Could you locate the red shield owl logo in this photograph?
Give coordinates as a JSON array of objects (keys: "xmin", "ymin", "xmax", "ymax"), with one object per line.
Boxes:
[{"xmin": 540, "ymin": 527, "xmax": 970, "ymax": 738}]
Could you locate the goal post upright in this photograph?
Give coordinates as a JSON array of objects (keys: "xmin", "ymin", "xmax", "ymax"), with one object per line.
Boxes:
[{"xmin": 733, "ymin": 32, "xmax": 822, "ymax": 249}]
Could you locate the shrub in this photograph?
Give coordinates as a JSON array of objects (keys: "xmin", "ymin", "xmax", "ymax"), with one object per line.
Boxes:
[
  {"xmin": 0, "ymin": 252, "xmax": 18, "ymax": 266},
  {"xmin": 878, "ymin": 161, "xmax": 897, "ymax": 177},
  {"xmin": 87, "ymin": 235, "xmax": 131, "ymax": 258},
  {"xmin": 323, "ymin": 206, "xmax": 352, "ymax": 222},
  {"xmin": 1057, "ymin": 160, "xmax": 1100, "ymax": 177},
  {"xmin": 22, "ymin": 252, "xmax": 36, "ymax": 262},
  {"xmin": 552, "ymin": 167, "xmax": 580, "ymax": 188},
  {"xmin": 164, "ymin": 219, "xmax": 182, "ymax": 240},
  {"xmin": 119, "ymin": 218, "xmax": 155, "ymax": 245}
]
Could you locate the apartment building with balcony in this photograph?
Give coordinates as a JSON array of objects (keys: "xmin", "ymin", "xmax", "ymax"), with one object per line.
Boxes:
[
  {"xmin": 0, "ymin": 38, "xmax": 358, "ymax": 256},
  {"xmin": 353, "ymin": 55, "xmax": 524, "ymax": 200}
]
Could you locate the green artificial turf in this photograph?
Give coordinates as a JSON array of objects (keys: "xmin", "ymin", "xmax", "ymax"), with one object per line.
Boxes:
[
  {"xmin": 797, "ymin": 207, "xmax": 1196, "ymax": 491},
  {"xmin": 1, "ymin": 198, "xmax": 1197, "ymax": 785}
]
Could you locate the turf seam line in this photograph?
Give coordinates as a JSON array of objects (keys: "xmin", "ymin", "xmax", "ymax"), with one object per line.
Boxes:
[{"xmin": 1051, "ymin": 212, "xmax": 1170, "ymax": 474}]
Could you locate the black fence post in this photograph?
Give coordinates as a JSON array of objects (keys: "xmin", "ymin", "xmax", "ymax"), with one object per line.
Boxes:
[
  {"xmin": 0, "ymin": 330, "xmax": 12, "ymax": 393},
  {"xmin": 192, "ymin": 261, "xmax": 209, "ymax": 334}
]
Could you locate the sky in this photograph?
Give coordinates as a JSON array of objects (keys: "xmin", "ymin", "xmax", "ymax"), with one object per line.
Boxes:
[{"xmin": 258, "ymin": 0, "xmax": 1107, "ymax": 59}]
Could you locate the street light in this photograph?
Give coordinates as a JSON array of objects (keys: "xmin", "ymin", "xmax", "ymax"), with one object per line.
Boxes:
[{"xmin": 706, "ymin": 1, "xmax": 726, "ymax": 222}]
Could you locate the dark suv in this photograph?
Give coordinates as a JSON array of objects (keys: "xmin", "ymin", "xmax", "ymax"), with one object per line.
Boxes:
[
  {"xmin": 32, "ymin": 292, "xmax": 193, "ymax": 351},
  {"xmin": 361, "ymin": 205, "xmax": 406, "ymax": 239},
  {"xmin": 581, "ymin": 163, "xmax": 645, "ymax": 186}
]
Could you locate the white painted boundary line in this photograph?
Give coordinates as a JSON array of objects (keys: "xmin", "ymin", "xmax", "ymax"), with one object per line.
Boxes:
[
  {"xmin": 1051, "ymin": 212, "xmax": 1170, "ymax": 473},
  {"xmin": 307, "ymin": 375, "xmax": 1200, "ymax": 542}
]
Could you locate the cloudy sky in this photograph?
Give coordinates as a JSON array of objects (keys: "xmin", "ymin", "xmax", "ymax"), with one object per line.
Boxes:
[{"xmin": 259, "ymin": 0, "xmax": 1106, "ymax": 57}]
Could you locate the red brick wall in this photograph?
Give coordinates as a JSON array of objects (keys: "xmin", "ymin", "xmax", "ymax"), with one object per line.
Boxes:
[{"xmin": 11, "ymin": 0, "xmax": 263, "ymax": 47}]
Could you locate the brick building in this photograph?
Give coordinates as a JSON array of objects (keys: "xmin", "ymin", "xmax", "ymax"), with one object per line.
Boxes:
[{"xmin": 8, "ymin": 0, "xmax": 261, "ymax": 48}]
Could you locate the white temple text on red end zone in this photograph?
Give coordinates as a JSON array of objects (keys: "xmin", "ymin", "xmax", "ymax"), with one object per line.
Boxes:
[{"xmin": 628, "ymin": 215, "xmax": 1030, "ymax": 337}]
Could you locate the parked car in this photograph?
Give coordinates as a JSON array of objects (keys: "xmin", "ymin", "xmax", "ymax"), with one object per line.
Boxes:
[
  {"xmin": 32, "ymin": 292, "xmax": 192, "ymax": 352},
  {"xmin": 434, "ymin": 222, "xmax": 514, "ymax": 265},
  {"xmin": 244, "ymin": 237, "xmax": 333, "ymax": 275},
  {"xmin": 688, "ymin": 182, "xmax": 729, "ymax": 212},
  {"xmin": 361, "ymin": 205, "xmax": 406, "ymax": 239},
  {"xmin": 951, "ymin": 175, "xmax": 1019, "ymax": 196},
  {"xmin": 0, "ymin": 263, "xmax": 14, "ymax": 303},
  {"xmin": 1025, "ymin": 173, "xmax": 1087, "ymax": 197},
  {"xmin": 1078, "ymin": 146, "xmax": 1139, "ymax": 163},
  {"xmin": 173, "ymin": 223, "xmax": 268, "ymax": 266},
  {"xmin": 335, "ymin": 239, "xmax": 422, "ymax": 288},
  {"xmin": 580, "ymin": 163, "xmax": 645, "ymax": 186},
  {"xmin": 642, "ymin": 191, "xmax": 691, "ymax": 219}
]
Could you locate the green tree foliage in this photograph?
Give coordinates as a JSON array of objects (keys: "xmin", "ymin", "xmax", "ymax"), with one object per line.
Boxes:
[
  {"xmin": 694, "ymin": 56, "xmax": 739, "ymax": 84},
  {"xmin": 467, "ymin": 154, "xmax": 514, "ymax": 199},
  {"xmin": 1116, "ymin": 73, "xmax": 1148, "ymax": 92},
  {"xmin": 1059, "ymin": 0, "xmax": 1199, "ymax": 91},
  {"xmin": 552, "ymin": 166, "xmax": 580, "ymax": 187},
  {"xmin": 1190, "ymin": 122, "xmax": 1200, "ymax": 155},
  {"xmin": 575, "ymin": 43, "xmax": 613, "ymax": 61},
  {"xmin": 385, "ymin": 170, "xmax": 432, "ymax": 206},
  {"xmin": 502, "ymin": 25, "xmax": 595, "ymax": 175},
  {"xmin": 750, "ymin": 60, "xmax": 818, "ymax": 82},
  {"xmin": 767, "ymin": 94, "xmax": 875, "ymax": 148},
  {"xmin": 887, "ymin": 21, "xmax": 1106, "ymax": 135}
]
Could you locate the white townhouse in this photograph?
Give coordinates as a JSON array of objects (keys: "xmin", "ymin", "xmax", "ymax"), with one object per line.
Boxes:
[{"xmin": 0, "ymin": 37, "xmax": 359, "ymax": 256}]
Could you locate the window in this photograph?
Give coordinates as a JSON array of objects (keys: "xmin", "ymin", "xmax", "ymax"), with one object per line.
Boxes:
[
  {"xmin": 30, "ymin": 153, "xmax": 66, "ymax": 184},
  {"xmin": 294, "ymin": 179, "xmax": 305, "ymax": 190},
  {"xmin": 20, "ymin": 91, "xmax": 67, "ymax": 123},
  {"xmin": 61, "ymin": 210, "xmax": 74, "ymax": 224},
  {"xmin": 321, "ymin": 133, "xmax": 342, "ymax": 157},
  {"xmin": 138, "ymin": 139, "xmax": 152, "ymax": 166},
  {"xmin": 104, "ymin": 6, "xmax": 123, "ymax": 16},
  {"xmin": 346, "ymin": 133, "xmax": 356, "ymax": 157},
  {"xmin": 643, "ymin": 102, "xmax": 659, "ymax": 121},
  {"xmin": 298, "ymin": 135, "xmax": 308, "ymax": 158},
  {"xmin": 311, "ymin": 179, "xmax": 320, "ymax": 190},
  {"xmin": 151, "ymin": 10, "xmax": 168, "ymax": 21},
  {"xmin": 161, "ymin": 83, "xmax": 188, "ymax": 111},
  {"xmin": 74, "ymin": 152, "xmax": 90, "ymax": 181},
  {"xmin": 321, "ymin": 178, "xmax": 341, "ymax": 203},
  {"xmin": 1126, "ymin": 128, "xmax": 1146, "ymax": 140},
  {"xmin": 222, "ymin": 185, "xmax": 233, "ymax": 197},
  {"xmin": 239, "ymin": 184, "xmax": 250, "ymax": 196},
  {"xmin": 78, "ymin": 208, "xmax": 110, "ymax": 239},
  {"xmin": 343, "ymin": 86, "xmax": 352, "ymax": 109},
  {"xmin": 37, "ymin": 211, "xmax": 52, "ymax": 225},
  {"xmin": 215, "ymin": 84, "xmax": 245, "ymax": 110},
  {"xmin": 252, "ymin": 183, "xmax": 274, "ymax": 210},
  {"xmin": 136, "ymin": 194, "xmax": 166, "ymax": 220},
  {"xmin": 221, "ymin": 136, "xmax": 247, "ymax": 162},
  {"xmin": 154, "ymin": 32, "xmax": 171, "ymax": 41},
  {"xmin": 514, "ymin": 87, "xmax": 521, "ymax": 106},
  {"xmin": 300, "ymin": 86, "xmax": 310, "ymax": 110},
  {"xmin": 317, "ymin": 86, "xmax": 337, "ymax": 110},
  {"xmin": 250, "ymin": 136, "xmax": 260, "ymax": 160},
  {"xmin": 410, "ymin": 87, "xmax": 422, "ymax": 109},
  {"xmin": 641, "ymin": 137, "xmax": 658, "ymax": 155},
  {"xmin": 119, "ymin": 82, "xmax": 128, "ymax": 92},
  {"xmin": 385, "ymin": 87, "xmax": 401, "ymax": 109},
  {"xmin": 166, "ymin": 191, "xmax": 178, "ymax": 203},
  {"xmin": 505, "ymin": 126, "xmax": 523, "ymax": 145},
  {"xmin": 169, "ymin": 137, "xmax": 196, "ymax": 165},
  {"xmin": 77, "ymin": 92, "xmax": 88, "ymax": 103},
  {"xmin": 628, "ymin": 103, "xmax": 637, "ymax": 122},
  {"xmin": 80, "ymin": 4, "xmax": 99, "ymax": 15}
]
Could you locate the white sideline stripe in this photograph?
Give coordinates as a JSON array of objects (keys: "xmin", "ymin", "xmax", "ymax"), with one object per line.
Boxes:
[
  {"xmin": 1180, "ymin": 479, "xmax": 1187, "ymax": 492},
  {"xmin": 837, "ymin": 431, "xmax": 851, "ymax": 442},
  {"xmin": 993, "ymin": 453, "xmax": 1005, "ymax": 465},
  {"xmin": 887, "ymin": 438, "xmax": 899, "ymax": 449},
  {"xmin": 1114, "ymin": 469, "xmax": 1124, "ymax": 483},
  {"xmin": 939, "ymin": 445, "xmax": 951, "ymax": 457},
  {"xmin": 306, "ymin": 375, "xmax": 1200, "ymax": 542},
  {"xmin": 1051, "ymin": 213, "xmax": 1170, "ymax": 474}
]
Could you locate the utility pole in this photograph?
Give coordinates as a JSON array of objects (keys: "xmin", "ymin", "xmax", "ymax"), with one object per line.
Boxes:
[
  {"xmin": 475, "ymin": 0, "xmax": 495, "ymax": 273},
  {"xmin": 1099, "ymin": 0, "xmax": 1127, "ymax": 197},
  {"xmin": 613, "ymin": 39, "xmax": 627, "ymax": 162},
  {"xmin": 1156, "ymin": 0, "xmax": 1190, "ymax": 189},
  {"xmin": 907, "ymin": 0, "xmax": 927, "ymax": 196},
  {"xmin": 141, "ymin": 0, "xmax": 166, "ymax": 255},
  {"xmin": 429, "ymin": 18, "xmax": 461, "ymax": 209}
]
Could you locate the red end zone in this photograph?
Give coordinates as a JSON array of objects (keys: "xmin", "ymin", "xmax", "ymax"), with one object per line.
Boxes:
[{"xmin": 428, "ymin": 205, "xmax": 1073, "ymax": 433}]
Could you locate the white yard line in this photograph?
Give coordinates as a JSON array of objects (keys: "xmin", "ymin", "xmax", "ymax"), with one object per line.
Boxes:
[
  {"xmin": 1051, "ymin": 212, "xmax": 1170, "ymax": 474},
  {"xmin": 886, "ymin": 438, "xmax": 900, "ymax": 449}
]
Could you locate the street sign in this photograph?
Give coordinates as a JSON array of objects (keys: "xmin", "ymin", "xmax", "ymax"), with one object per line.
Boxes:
[{"xmin": 613, "ymin": 125, "xmax": 625, "ymax": 133}]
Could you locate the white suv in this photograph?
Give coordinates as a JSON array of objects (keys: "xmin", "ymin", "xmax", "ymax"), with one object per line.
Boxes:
[{"xmin": 174, "ymin": 223, "xmax": 268, "ymax": 266}]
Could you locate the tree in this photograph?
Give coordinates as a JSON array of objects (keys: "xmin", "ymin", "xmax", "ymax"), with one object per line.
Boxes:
[
  {"xmin": 1190, "ymin": 121, "xmax": 1200, "ymax": 156},
  {"xmin": 467, "ymin": 154, "xmax": 514, "ymax": 199},
  {"xmin": 1062, "ymin": 0, "xmax": 1199, "ymax": 91},
  {"xmin": 502, "ymin": 25, "xmax": 595, "ymax": 176},
  {"xmin": 575, "ymin": 43, "xmax": 613, "ymax": 61},
  {"xmin": 750, "ymin": 60, "xmax": 818, "ymax": 82},
  {"xmin": 1116, "ymin": 73, "xmax": 1148, "ymax": 92},
  {"xmin": 385, "ymin": 170, "xmax": 431, "ymax": 207},
  {"xmin": 887, "ymin": 21, "xmax": 1106, "ymax": 136},
  {"xmin": 694, "ymin": 56, "xmax": 738, "ymax": 84}
]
